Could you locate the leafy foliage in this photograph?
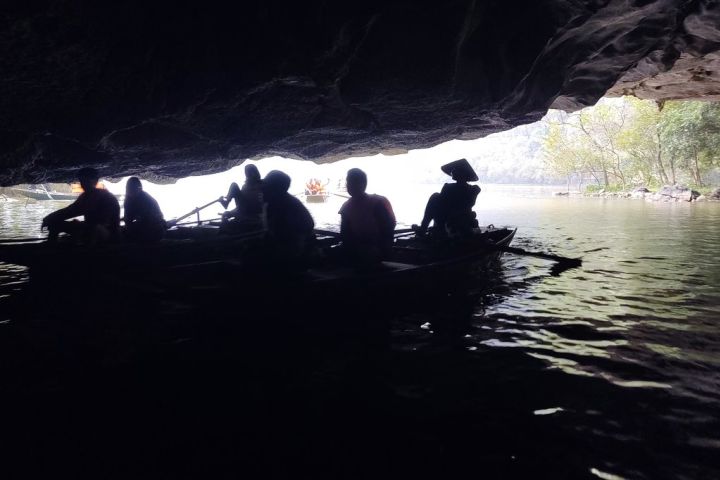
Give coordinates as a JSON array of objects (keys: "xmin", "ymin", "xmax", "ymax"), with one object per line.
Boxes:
[{"xmin": 543, "ymin": 98, "xmax": 720, "ymax": 190}]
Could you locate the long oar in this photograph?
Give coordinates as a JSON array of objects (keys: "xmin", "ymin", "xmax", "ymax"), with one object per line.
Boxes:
[
  {"xmin": 497, "ymin": 245, "xmax": 582, "ymax": 268},
  {"xmin": 167, "ymin": 198, "xmax": 222, "ymax": 227},
  {"xmin": 314, "ymin": 228, "xmax": 340, "ymax": 237},
  {"xmin": 40, "ymin": 184, "xmax": 53, "ymax": 200},
  {"xmin": 171, "ymin": 217, "xmax": 223, "ymax": 227},
  {"xmin": 314, "ymin": 227, "xmax": 415, "ymax": 238},
  {"xmin": 390, "ymin": 230, "xmax": 582, "ymax": 268},
  {"xmin": 393, "ymin": 229, "xmax": 417, "ymax": 238},
  {"xmin": 0, "ymin": 237, "xmax": 45, "ymax": 244}
]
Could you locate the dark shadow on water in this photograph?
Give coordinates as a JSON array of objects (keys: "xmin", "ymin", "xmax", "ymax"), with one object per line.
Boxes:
[{"xmin": 0, "ymin": 264, "xmax": 717, "ymax": 480}]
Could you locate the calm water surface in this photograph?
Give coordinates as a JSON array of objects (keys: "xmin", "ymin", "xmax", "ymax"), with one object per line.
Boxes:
[{"xmin": 1, "ymin": 186, "xmax": 719, "ymax": 479}]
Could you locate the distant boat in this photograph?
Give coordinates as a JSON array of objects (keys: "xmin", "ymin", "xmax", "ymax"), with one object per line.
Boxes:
[
  {"xmin": 12, "ymin": 184, "xmax": 80, "ymax": 201},
  {"xmin": 304, "ymin": 178, "xmax": 330, "ymax": 203},
  {"xmin": 11, "ymin": 182, "xmax": 112, "ymax": 201},
  {"xmin": 304, "ymin": 192, "xmax": 330, "ymax": 203}
]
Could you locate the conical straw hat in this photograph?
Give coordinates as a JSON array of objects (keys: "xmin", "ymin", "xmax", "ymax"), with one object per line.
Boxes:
[{"xmin": 440, "ymin": 158, "xmax": 479, "ymax": 182}]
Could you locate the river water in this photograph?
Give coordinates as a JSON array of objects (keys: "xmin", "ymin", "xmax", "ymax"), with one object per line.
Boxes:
[{"xmin": 1, "ymin": 186, "xmax": 719, "ymax": 479}]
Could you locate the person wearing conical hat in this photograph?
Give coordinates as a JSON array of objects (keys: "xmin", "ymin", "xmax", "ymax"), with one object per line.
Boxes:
[{"xmin": 414, "ymin": 158, "xmax": 481, "ymax": 237}]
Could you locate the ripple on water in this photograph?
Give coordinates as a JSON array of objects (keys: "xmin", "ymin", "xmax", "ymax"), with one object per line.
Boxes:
[{"xmin": 2, "ymin": 190, "xmax": 720, "ymax": 479}]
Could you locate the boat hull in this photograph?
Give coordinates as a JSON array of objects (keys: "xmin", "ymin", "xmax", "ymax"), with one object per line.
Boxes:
[
  {"xmin": 305, "ymin": 194, "xmax": 329, "ymax": 203},
  {"xmin": 0, "ymin": 227, "xmax": 516, "ymax": 309},
  {"xmin": 129, "ymin": 227, "xmax": 517, "ymax": 314}
]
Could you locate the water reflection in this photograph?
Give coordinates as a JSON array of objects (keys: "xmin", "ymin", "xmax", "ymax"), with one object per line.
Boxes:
[{"xmin": 1, "ymin": 189, "xmax": 720, "ymax": 478}]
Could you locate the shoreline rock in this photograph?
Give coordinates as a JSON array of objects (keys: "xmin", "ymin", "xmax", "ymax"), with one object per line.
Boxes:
[{"xmin": 582, "ymin": 185, "xmax": 719, "ymax": 202}]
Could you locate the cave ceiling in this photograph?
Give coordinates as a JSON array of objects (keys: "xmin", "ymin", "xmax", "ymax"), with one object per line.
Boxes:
[{"xmin": 1, "ymin": 0, "xmax": 719, "ymax": 185}]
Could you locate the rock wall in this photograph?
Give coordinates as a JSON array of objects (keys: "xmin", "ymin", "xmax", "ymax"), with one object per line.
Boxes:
[{"xmin": 1, "ymin": 0, "xmax": 719, "ymax": 185}]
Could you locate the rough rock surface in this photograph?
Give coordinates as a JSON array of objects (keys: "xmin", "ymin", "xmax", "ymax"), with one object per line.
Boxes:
[
  {"xmin": 1, "ymin": 0, "xmax": 719, "ymax": 185},
  {"xmin": 650, "ymin": 185, "xmax": 701, "ymax": 201}
]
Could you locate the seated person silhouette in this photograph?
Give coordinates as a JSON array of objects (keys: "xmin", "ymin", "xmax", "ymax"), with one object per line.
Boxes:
[
  {"xmin": 262, "ymin": 170, "xmax": 316, "ymax": 264},
  {"xmin": 123, "ymin": 177, "xmax": 166, "ymax": 243},
  {"xmin": 220, "ymin": 164, "xmax": 264, "ymax": 231},
  {"xmin": 41, "ymin": 167, "xmax": 120, "ymax": 244},
  {"xmin": 339, "ymin": 168, "xmax": 396, "ymax": 264},
  {"xmin": 415, "ymin": 158, "xmax": 481, "ymax": 237}
]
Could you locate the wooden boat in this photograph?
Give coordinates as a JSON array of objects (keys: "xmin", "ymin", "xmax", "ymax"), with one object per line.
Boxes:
[
  {"xmin": 0, "ymin": 225, "xmax": 526, "ymax": 324},
  {"xmin": 304, "ymin": 227, "xmax": 517, "ymax": 299},
  {"xmin": 304, "ymin": 178, "xmax": 330, "ymax": 203},
  {"xmin": 11, "ymin": 182, "xmax": 116, "ymax": 201},
  {"xmin": 304, "ymin": 193, "xmax": 330, "ymax": 203},
  {"xmin": 0, "ymin": 225, "xmax": 515, "ymax": 267},
  {"xmin": 101, "ymin": 226, "xmax": 518, "ymax": 313},
  {"xmin": 0, "ymin": 227, "xmax": 264, "ymax": 271},
  {"xmin": 0, "ymin": 226, "xmax": 516, "ymax": 293},
  {"xmin": 11, "ymin": 186, "xmax": 79, "ymax": 201}
]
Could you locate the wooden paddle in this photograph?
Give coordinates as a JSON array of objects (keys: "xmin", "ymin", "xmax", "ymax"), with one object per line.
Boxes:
[
  {"xmin": 497, "ymin": 245, "xmax": 582, "ymax": 268},
  {"xmin": 390, "ymin": 229, "xmax": 582, "ymax": 268},
  {"xmin": 0, "ymin": 237, "xmax": 45, "ymax": 244},
  {"xmin": 166, "ymin": 198, "xmax": 223, "ymax": 227},
  {"xmin": 170, "ymin": 217, "xmax": 223, "ymax": 227},
  {"xmin": 313, "ymin": 227, "xmax": 415, "ymax": 238},
  {"xmin": 314, "ymin": 228, "xmax": 340, "ymax": 237}
]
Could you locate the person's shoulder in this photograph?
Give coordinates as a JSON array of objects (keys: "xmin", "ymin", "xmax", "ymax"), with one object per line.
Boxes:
[
  {"xmin": 98, "ymin": 188, "xmax": 118, "ymax": 199},
  {"xmin": 287, "ymin": 194, "xmax": 307, "ymax": 209},
  {"xmin": 141, "ymin": 190, "xmax": 158, "ymax": 202},
  {"xmin": 103, "ymin": 189, "xmax": 120, "ymax": 207},
  {"xmin": 369, "ymin": 194, "xmax": 391, "ymax": 206},
  {"xmin": 338, "ymin": 197, "xmax": 352, "ymax": 214}
]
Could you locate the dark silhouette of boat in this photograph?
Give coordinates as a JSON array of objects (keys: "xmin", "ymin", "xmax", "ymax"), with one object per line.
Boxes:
[{"xmin": 0, "ymin": 226, "xmax": 516, "ymax": 291}]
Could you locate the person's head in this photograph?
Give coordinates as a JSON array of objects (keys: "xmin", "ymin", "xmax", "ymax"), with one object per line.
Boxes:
[
  {"xmin": 126, "ymin": 177, "xmax": 143, "ymax": 196},
  {"xmin": 441, "ymin": 158, "xmax": 479, "ymax": 184},
  {"xmin": 346, "ymin": 168, "xmax": 367, "ymax": 197},
  {"xmin": 263, "ymin": 170, "xmax": 291, "ymax": 201},
  {"xmin": 245, "ymin": 164, "xmax": 261, "ymax": 183},
  {"xmin": 77, "ymin": 167, "xmax": 100, "ymax": 192}
]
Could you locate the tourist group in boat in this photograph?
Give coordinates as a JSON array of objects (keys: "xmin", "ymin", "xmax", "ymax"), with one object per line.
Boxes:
[{"xmin": 41, "ymin": 159, "xmax": 482, "ymax": 266}]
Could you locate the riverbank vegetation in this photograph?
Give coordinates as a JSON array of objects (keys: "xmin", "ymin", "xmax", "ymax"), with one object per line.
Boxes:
[{"xmin": 543, "ymin": 98, "xmax": 720, "ymax": 192}]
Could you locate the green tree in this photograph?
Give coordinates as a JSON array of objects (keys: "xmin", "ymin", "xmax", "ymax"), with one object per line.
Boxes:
[
  {"xmin": 544, "ymin": 98, "xmax": 720, "ymax": 190},
  {"xmin": 544, "ymin": 119, "xmax": 581, "ymax": 191},
  {"xmin": 659, "ymin": 101, "xmax": 720, "ymax": 186},
  {"xmin": 544, "ymin": 98, "xmax": 631, "ymax": 188},
  {"xmin": 616, "ymin": 97, "xmax": 666, "ymax": 186},
  {"xmin": 576, "ymin": 101, "xmax": 630, "ymax": 188}
]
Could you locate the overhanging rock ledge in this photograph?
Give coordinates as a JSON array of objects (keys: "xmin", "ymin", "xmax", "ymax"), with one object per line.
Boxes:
[{"xmin": 1, "ymin": 0, "xmax": 718, "ymax": 185}]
